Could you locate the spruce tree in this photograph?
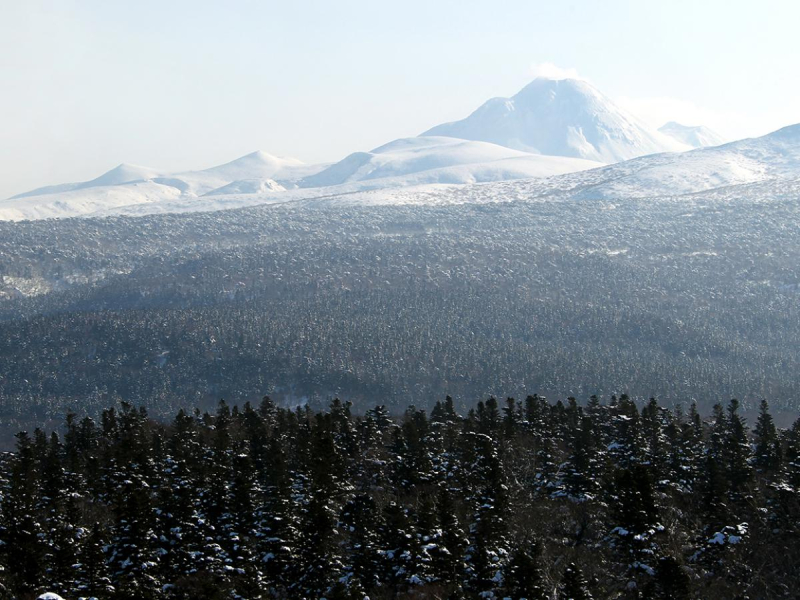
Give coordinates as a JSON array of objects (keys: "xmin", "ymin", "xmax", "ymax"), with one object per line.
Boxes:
[
  {"xmin": 724, "ymin": 399, "xmax": 753, "ymax": 497},
  {"xmin": 560, "ymin": 562, "xmax": 593, "ymax": 599},
  {"xmin": 504, "ymin": 540, "xmax": 546, "ymax": 600},
  {"xmin": 754, "ymin": 399, "xmax": 780, "ymax": 472}
]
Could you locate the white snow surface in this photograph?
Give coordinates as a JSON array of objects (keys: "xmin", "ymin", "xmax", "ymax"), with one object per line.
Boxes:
[
  {"xmin": 658, "ymin": 121, "xmax": 727, "ymax": 148},
  {"xmin": 299, "ymin": 136, "xmax": 602, "ymax": 187},
  {"xmin": 11, "ymin": 163, "xmax": 161, "ymax": 199},
  {"xmin": 0, "ymin": 151, "xmax": 321, "ymax": 220},
  {"xmin": 423, "ymin": 77, "xmax": 690, "ymax": 162},
  {"xmin": 3, "ymin": 121, "xmax": 800, "ymax": 221},
  {"xmin": 205, "ymin": 178, "xmax": 286, "ymax": 196},
  {"xmin": 0, "ymin": 137, "xmax": 599, "ymax": 221},
  {"xmin": 566, "ymin": 123, "xmax": 800, "ymax": 199}
]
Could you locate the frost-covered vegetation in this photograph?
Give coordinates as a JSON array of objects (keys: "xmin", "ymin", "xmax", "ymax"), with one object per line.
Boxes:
[
  {"xmin": 0, "ymin": 395, "xmax": 797, "ymax": 598},
  {"xmin": 0, "ymin": 190, "xmax": 799, "ymax": 442}
]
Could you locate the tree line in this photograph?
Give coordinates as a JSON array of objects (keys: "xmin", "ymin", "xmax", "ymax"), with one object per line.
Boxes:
[{"xmin": 1, "ymin": 393, "xmax": 798, "ymax": 598}]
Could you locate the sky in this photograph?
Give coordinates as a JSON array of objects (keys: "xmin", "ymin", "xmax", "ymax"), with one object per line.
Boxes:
[{"xmin": 1, "ymin": 0, "xmax": 799, "ymax": 199}]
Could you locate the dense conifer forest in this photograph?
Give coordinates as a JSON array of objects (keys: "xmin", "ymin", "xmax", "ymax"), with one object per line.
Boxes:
[
  {"xmin": 1, "ymin": 394, "xmax": 797, "ymax": 599},
  {"xmin": 1, "ymin": 199, "xmax": 800, "ymax": 444}
]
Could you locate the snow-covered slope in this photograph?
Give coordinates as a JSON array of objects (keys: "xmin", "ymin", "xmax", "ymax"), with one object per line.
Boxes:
[
  {"xmin": 299, "ymin": 136, "xmax": 601, "ymax": 187},
  {"xmin": 564, "ymin": 123, "xmax": 800, "ymax": 200},
  {"xmin": 175, "ymin": 151, "xmax": 318, "ymax": 195},
  {"xmin": 1, "ymin": 152, "xmax": 321, "ymax": 220},
  {"xmin": 423, "ymin": 78, "xmax": 689, "ymax": 162},
  {"xmin": 658, "ymin": 121, "xmax": 727, "ymax": 148},
  {"xmin": 205, "ymin": 179, "xmax": 286, "ymax": 196},
  {"xmin": 11, "ymin": 163, "xmax": 161, "ymax": 199},
  {"xmin": 0, "ymin": 139, "xmax": 601, "ymax": 220},
  {"xmin": 263, "ymin": 123, "xmax": 800, "ymax": 209},
  {"xmin": 0, "ymin": 181, "xmax": 185, "ymax": 221},
  {"xmin": 3, "ymin": 123, "xmax": 799, "ymax": 221}
]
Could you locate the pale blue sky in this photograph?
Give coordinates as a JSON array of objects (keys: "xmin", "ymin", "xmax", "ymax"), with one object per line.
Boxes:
[{"xmin": 2, "ymin": 0, "xmax": 798, "ymax": 198}]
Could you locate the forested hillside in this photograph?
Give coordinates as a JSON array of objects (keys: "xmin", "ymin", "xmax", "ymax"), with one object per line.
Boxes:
[
  {"xmin": 1, "ymin": 194, "xmax": 799, "ymax": 442},
  {"xmin": 0, "ymin": 394, "xmax": 797, "ymax": 598}
]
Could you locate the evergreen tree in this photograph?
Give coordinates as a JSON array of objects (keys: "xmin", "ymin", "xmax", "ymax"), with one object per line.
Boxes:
[
  {"xmin": 379, "ymin": 501, "xmax": 427, "ymax": 590},
  {"xmin": 560, "ymin": 562, "xmax": 593, "ymax": 599},
  {"xmin": 754, "ymin": 399, "xmax": 781, "ymax": 472},
  {"xmin": 108, "ymin": 477, "xmax": 162, "ymax": 599},
  {"xmin": 724, "ymin": 399, "xmax": 753, "ymax": 497},
  {"xmin": 74, "ymin": 522, "xmax": 114, "ymax": 598},
  {"xmin": 430, "ymin": 486, "xmax": 468, "ymax": 586},
  {"xmin": 702, "ymin": 403, "xmax": 729, "ymax": 516},
  {"xmin": 650, "ymin": 555, "xmax": 690, "ymax": 599},
  {"xmin": 504, "ymin": 540, "xmax": 546, "ymax": 600},
  {"xmin": 340, "ymin": 493, "xmax": 382, "ymax": 592},
  {"xmin": 0, "ymin": 432, "xmax": 46, "ymax": 596}
]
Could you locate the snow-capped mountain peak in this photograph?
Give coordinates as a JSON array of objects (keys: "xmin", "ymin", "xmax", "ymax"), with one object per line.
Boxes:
[
  {"xmin": 10, "ymin": 162, "xmax": 160, "ymax": 200},
  {"xmin": 200, "ymin": 150, "xmax": 306, "ymax": 181},
  {"xmin": 423, "ymin": 77, "xmax": 689, "ymax": 163}
]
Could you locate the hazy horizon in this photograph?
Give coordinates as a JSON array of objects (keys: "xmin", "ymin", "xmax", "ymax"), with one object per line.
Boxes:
[{"xmin": 2, "ymin": 0, "xmax": 799, "ymax": 199}]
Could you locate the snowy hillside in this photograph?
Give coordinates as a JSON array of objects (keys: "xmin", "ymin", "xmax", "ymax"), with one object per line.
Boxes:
[
  {"xmin": 563, "ymin": 122, "xmax": 800, "ymax": 199},
  {"xmin": 3, "ymin": 120, "xmax": 800, "ymax": 221},
  {"xmin": 659, "ymin": 121, "xmax": 727, "ymax": 148},
  {"xmin": 0, "ymin": 152, "xmax": 323, "ymax": 221},
  {"xmin": 206, "ymin": 179, "xmax": 286, "ymax": 196},
  {"xmin": 172, "ymin": 151, "xmax": 319, "ymax": 195},
  {"xmin": 276, "ymin": 123, "xmax": 800, "ymax": 210},
  {"xmin": 299, "ymin": 136, "xmax": 601, "ymax": 187},
  {"xmin": 0, "ymin": 139, "xmax": 600, "ymax": 221},
  {"xmin": 423, "ymin": 77, "xmax": 689, "ymax": 162},
  {"xmin": 10, "ymin": 163, "xmax": 161, "ymax": 199},
  {"xmin": 104, "ymin": 122, "xmax": 800, "ymax": 216}
]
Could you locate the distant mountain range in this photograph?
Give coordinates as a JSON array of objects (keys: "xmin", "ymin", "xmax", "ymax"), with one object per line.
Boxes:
[
  {"xmin": 2, "ymin": 77, "xmax": 797, "ymax": 221},
  {"xmin": 10, "ymin": 151, "xmax": 317, "ymax": 201}
]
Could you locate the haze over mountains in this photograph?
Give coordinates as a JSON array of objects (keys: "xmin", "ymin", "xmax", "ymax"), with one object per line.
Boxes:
[
  {"xmin": 658, "ymin": 121, "xmax": 727, "ymax": 148},
  {"xmin": 2, "ymin": 76, "xmax": 798, "ymax": 221}
]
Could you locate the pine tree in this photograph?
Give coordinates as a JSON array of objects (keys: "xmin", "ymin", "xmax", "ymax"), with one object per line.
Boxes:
[
  {"xmin": 613, "ymin": 465, "xmax": 658, "ymax": 534},
  {"xmin": 0, "ymin": 432, "xmax": 46, "ymax": 596},
  {"xmin": 702, "ymin": 403, "xmax": 729, "ymax": 516},
  {"xmin": 74, "ymin": 522, "xmax": 114, "ymax": 598},
  {"xmin": 724, "ymin": 399, "xmax": 753, "ymax": 497},
  {"xmin": 754, "ymin": 399, "xmax": 780, "ymax": 472},
  {"xmin": 431, "ymin": 486, "xmax": 467, "ymax": 586},
  {"xmin": 560, "ymin": 562, "xmax": 593, "ymax": 599},
  {"xmin": 504, "ymin": 540, "xmax": 546, "ymax": 599},
  {"xmin": 785, "ymin": 418, "xmax": 800, "ymax": 488},
  {"xmin": 340, "ymin": 493, "xmax": 383, "ymax": 592},
  {"xmin": 108, "ymin": 476, "xmax": 162, "ymax": 599},
  {"xmin": 379, "ymin": 501, "xmax": 427, "ymax": 590},
  {"xmin": 650, "ymin": 555, "xmax": 690, "ymax": 599},
  {"xmin": 608, "ymin": 394, "xmax": 644, "ymax": 469},
  {"xmin": 565, "ymin": 415, "xmax": 600, "ymax": 498},
  {"xmin": 466, "ymin": 433, "xmax": 508, "ymax": 593}
]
